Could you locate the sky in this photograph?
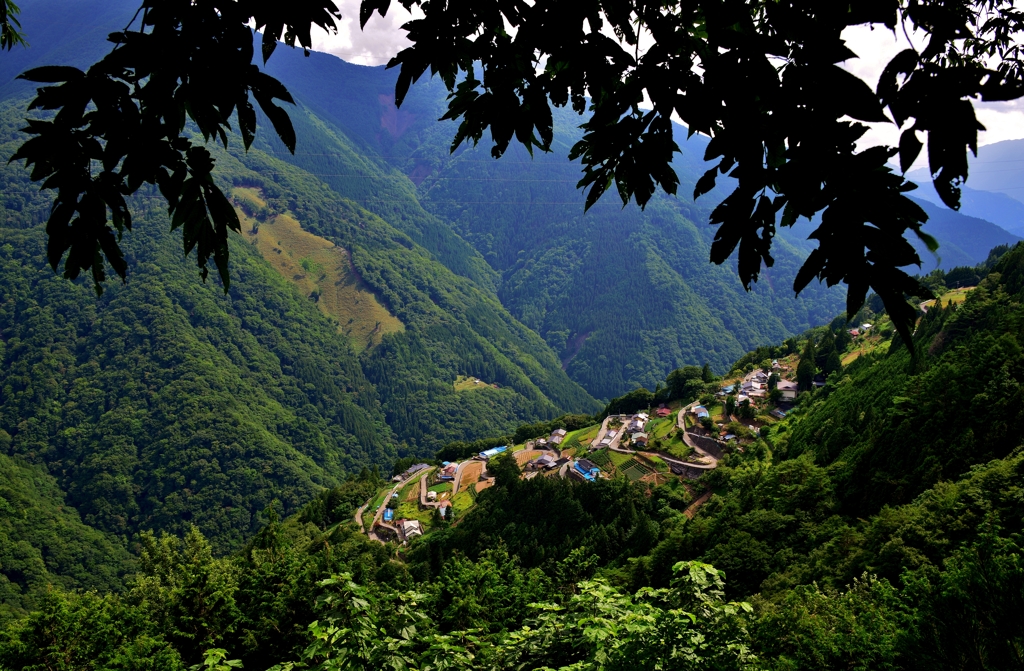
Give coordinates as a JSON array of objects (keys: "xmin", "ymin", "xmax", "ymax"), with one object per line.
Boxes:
[{"xmin": 308, "ymin": 0, "xmax": 1024, "ymax": 167}]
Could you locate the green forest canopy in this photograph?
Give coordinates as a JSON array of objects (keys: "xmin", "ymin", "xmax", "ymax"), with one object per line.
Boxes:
[{"xmin": 2, "ymin": 241, "xmax": 1022, "ymax": 670}]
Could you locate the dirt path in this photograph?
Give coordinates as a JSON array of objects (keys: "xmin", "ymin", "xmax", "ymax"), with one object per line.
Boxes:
[
  {"xmin": 419, "ymin": 469, "xmax": 442, "ymax": 509},
  {"xmin": 683, "ymin": 490, "xmax": 713, "ymax": 519},
  {"xmin": 675, "ymin": 404, "xmax": 719, "ymax": 470},
  {"xmin": 355, "ymin": 498, "xmax": 372, "ymax": 534}
]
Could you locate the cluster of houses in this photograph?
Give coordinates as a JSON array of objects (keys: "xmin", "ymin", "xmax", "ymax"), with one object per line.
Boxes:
[
  {"xmin": 526, "ymin": 453, "xmax": 567, "ymax": 471},
  {"xmin": 720, "ymin": 367, "xmax": 799, "ymax": 407},
  {"xmin": 592, "ymin": 428, "xmax": 618, "ymax": 450},
  {"xmin": 625, "ymin": 412, "xmax": 651, "ymax": 448},
  {"xmin": 392, "ymin": 462, "xmax": 430, "ymax": 483},
  {"xmin": 849, "ymin": 323, "xmax": 872, "ymax": 337},
  {"xmin": 533, "ymin": 428, "xmax": 567, "ymax": 449}
]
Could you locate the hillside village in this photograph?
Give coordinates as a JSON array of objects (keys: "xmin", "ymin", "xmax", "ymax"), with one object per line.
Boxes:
[
  {"xmin": 358, "ymin": 363, "xmax": 814, "ymax": 544},
  {"xmin": 351, "ymin": 275, "xmax": 949, "ymax": 546}
]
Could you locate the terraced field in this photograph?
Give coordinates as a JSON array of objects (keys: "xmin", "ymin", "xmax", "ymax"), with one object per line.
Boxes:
[
  {"xmin": 515, "ymin": 450, "xmax": 543, "ymax": 466},
  {"xmin": 621, "ymin": 459, "xmax": 654, "ymax": 482},
  {"xmin": 457, "ymin": 461, "xmax": 484, "ymax": 493},
  {"xmin": 589, "ymin": 449, "xmax": 612, "ymax": 469}
]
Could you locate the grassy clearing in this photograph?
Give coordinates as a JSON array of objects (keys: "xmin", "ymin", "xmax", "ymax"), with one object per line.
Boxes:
[
  {"xmin": 454, "ymin": 375, "xmax": 497, "ymax": 392},
  {"xmin": 234, "ymin": 191, "xmax": 404, "ymax": 352},
  {"xmin": 371, "ymin": 489, "xmax": 390, "ymax": 512},
  {"xmin": 559, "ymin": 424, "xmax": 601, "ymax": 452},
  {"xmin": 428, "ymin": 482, "xmax": 452, "ymax": 494},
  {"xmin": 921, "ymin": 286, "xmax": 975, "ymax": 311},
  {"xmin": 648, "ymin": 417, "xmax": 676, "ymax": 440},
  {"xmin": 395, "ymin": 500, "xmax": 433, "ymax": 526},
  {"xmin": 645, "ymin": 455, "xmax": 669, "ymax": 473},
  {"xmin": 663, "ymin": 434, "xmax": 692, "ymax": 460},
  {"xmin": 452, "ymin": 490, "xmax": 475, "ymax": 516},
  {"xmin": 233, "ymin": 186, "xmax": 266, "ymax": 208},
  {"xmin": 401, "ymin": 480, "xmax": 420, "ymax": 502}
]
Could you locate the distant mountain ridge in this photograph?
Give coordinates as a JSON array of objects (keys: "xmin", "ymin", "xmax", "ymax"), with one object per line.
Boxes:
[
  {"xmin": 909, "ymin": 180, "xmax": 1024, "ymax": 239},
  {"xmin": 908, "ymin": 138, "xmax": 1024, "ymax": 204}
]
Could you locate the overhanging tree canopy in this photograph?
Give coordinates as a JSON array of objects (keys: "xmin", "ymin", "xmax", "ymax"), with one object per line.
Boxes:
[{"xmin": 9, "ymin": 0, "xmax": 1024, "ymax": 342}]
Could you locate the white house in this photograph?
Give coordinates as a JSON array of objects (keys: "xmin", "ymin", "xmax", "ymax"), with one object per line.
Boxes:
[
  {"xmin": 776, "ymin": 379, "xmax": 799, "ymax": 400},
  {"xmin": 401, "ymin": 519, "xmax": 422, "ymax": 541}
]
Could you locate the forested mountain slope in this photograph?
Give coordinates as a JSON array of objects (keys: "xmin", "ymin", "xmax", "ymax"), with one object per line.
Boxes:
[
  {"xmin": 5, "ymin": 0, "xmax": 1005, "ymax": 402},
  {"xmin": 907, "ymin": 196, "xmax": 1022, "ymax": 270},
  {"xmin": 261, "ymin": 51, "xmax": 848, "ymax": 398},
  {"xmin": 4, "ymin": 246, "xmax": 1022, "ymax": 670},
  {"xmin": 262, "ymin": 38, "xmax": 1017, "ymax": 400},
  {"xmin": 0, "ymin": 78, "xmax": 596, "ymax": 560},
  {"xmin": 911, "ymin": 181, "xmax": 1024, "ymax": 238}
]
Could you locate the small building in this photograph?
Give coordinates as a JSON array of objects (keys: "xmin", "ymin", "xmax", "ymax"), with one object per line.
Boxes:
[
  {"xmin": 770, "ymin": 408, "xmax": 787, "ymax": 420},
  {"xmin": 813, "ymin": 373, "xmax": 826, "ymax": 388},
  {"xmin": 383, "ymin": 508, "xmax": 395, "ymax": 522},
  {"xmin": 426, "ymin": 490, "xmax": 438, "ymax": 502},
  {"xmin": 549, "ymin": 428, "xmax": 568, "ymax": 445},
  {"xmin": 861, "ymin": 323, "xmax": 872, "ymax": 330},
  {"xmin": 439, "ymin": 462, "xmax": 459, "ymax": 480},
  {"xmin": 776, "ymin": 380, "xmax": 799, "ymax": 400},
  {"xmin": 606, "ymin": 430, "xmax": 617, "ymax": 439},
  {"xmin": 569, "ymin": 459, "xmax": 601, "ymax": 482},
  {"xmin": 438, "ymin": 501, "xmax": 451, "ymax": 519},
  {"xmin": 723, "ymin": 433, "xmax": 737, "ymax": 441},
  {"xmin": 633, "ymin": 432, "xmax": 649, "ymax": 447},
  {"xmin": 530, "ymin": 454, "xmax": 557, "ymax": 470},
  {"xmin": 634, "ymin": 412, "xmax": 650, "ymax": 422},
  {"xmin": 394, "ymin": 463, "xmax": 430, "ymax": 482},
  {"xmin": 656, "ymin": 405, "xmax": 672, "ymax": 417},
  {"xmin": 693, "ymin": 406, "xmax": 710, "ymax": 419},
  {"xmin": 478, "ymin": 445, "xmax": 509, "ymax": 460},
  {"xmin": 849, "ymin": 328, "xmax": 860, "ymax": 337},
  {"xmin": 400, "ymin": 519, "xmax": 422, "ymax": 541},
  {"xmin": 721, "ymin": 384, "xmax": 735, "ymax": 394},
  {"xmin": 736, "ymin": 394, "xmax": 750, "ymax": 405}
]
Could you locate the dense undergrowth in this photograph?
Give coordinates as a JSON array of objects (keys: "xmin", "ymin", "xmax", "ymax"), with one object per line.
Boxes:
[{"xmin": 3, "ymin": 246, "xmax": 1021, "ymax": 669}]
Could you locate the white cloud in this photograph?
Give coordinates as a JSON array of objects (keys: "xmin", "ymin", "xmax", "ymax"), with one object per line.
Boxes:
[
  {"xmin": 841, "ymin": 23, "xmax": 1024, "ymax": 170},
  {"xmin": 307, "ymin": 5, "xmax": 1024, "ymax": 156},
  {"xmin": 310, "ymin": 0, "xmax": 417, "ymax": 66}
]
